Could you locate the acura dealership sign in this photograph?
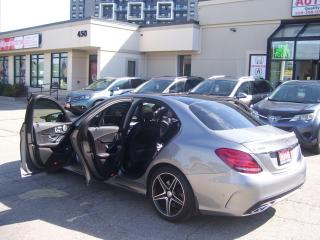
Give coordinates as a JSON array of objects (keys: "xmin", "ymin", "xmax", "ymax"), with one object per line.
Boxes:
[
  {"xmin": 0, "ymin": 34, "xmax": 40, "ymax": 51},
  {"xmin": 292, "ymin": 0, "xmax": 320, "ymax": 16}
]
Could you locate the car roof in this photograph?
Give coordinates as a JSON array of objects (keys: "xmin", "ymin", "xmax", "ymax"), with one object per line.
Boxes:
[
  {"xmin": 282, "ymin": 80, "xmax": 320, "ymax": 85},
  {"xmin": 150, "ymin": 76, "xmax": 203, "ymax": 82},
  {"xmin": 207, "ymin": 76, "xmax": 264, "ymax": 82}
]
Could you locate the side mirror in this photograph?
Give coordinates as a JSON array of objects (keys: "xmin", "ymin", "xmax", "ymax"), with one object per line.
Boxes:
[{"xmin": 236, "ymin": 92, "xmax": 248, "ymax": 99}]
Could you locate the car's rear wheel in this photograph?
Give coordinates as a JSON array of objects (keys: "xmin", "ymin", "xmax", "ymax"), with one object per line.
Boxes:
[{"xmin": 149, "ymin": 166, "xmax": 195, "ymax": 222}]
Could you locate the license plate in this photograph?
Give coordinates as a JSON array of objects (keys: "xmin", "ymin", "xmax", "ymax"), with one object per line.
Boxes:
[
  {"xmin": 277, "ymin": 149, "xmax": 291, "ymax": 166},
  {"xmin": 65, "ymin": 103, "xmax": 71, "ymax": 109}
]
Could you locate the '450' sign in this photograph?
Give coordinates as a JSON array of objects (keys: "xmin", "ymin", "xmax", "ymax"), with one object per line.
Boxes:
[{"xmin": 77, "ymin": 30, "xmax": 88, "ymax": 38}]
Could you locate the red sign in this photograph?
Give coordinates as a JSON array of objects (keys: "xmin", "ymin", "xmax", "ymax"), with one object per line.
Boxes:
[
  {"xmin": 292, "ymin": 0, "xmax": 320, "ymax": 16},
  {"xmin": 0, "ymin": 34, "xmax": 40, "ymax": 52}
]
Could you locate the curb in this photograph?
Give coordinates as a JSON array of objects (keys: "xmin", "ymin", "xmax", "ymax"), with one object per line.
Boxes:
[{"xmin": 0, "ymin": 96, "xmax": 26, "ymax": 102}]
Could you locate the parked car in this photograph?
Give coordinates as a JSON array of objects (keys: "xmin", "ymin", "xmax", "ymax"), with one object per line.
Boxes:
[
  {"xmin": 190, "ymin": 76, "xmax": 273, "ymax": 106},
  {"xmin": 251, "ymin": 80, "xmax": 320, "ymax": 153},
  {"xmin": 65, "ymin": 77, "xmax": 146, "ymax": 114},
  {"xmin": 20, "ymin": 94, "xmax": 305, "ymax": 222},
  {"xmin": 132, "ymin": 76, "xmax": 204, "ymax": 94}
]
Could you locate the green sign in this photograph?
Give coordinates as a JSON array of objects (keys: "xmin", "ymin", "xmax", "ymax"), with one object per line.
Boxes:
[{"xmin": 272, "ymin": 42, "xmax": 294, "ymax": 59}]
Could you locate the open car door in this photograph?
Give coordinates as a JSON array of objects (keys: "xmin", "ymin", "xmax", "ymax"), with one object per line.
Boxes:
[
  {"xmin": 20, "ymin": 95, "xmax": 74, "ymax": 176},
  {"xmin": 73, "ymin": 99, "xmax": 133, "ymax": 181}
]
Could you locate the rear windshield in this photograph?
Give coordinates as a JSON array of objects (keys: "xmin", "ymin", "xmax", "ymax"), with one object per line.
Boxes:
[
  {"xmin": 191, "ymin": 79, "xmax": 237, "ymax": 96},
  {"xmin": 190, "ymin": 101, "xmax": 259, "ymax": 130}
]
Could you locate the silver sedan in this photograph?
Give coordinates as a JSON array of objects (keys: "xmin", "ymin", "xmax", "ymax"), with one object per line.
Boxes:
[{"xmin": 20, "ymin": 94, "xmax": 306, "ymax": 222}]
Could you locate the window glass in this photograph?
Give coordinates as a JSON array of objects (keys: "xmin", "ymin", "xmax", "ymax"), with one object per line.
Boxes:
[
  {"xmin": 253, "ymin": 81, "xmax": 272, "ymax": 94},
  {"xmin": 191, "ymin": 79, "xmax": 237, "ymax": 96},
  {"xmin": 300, "ymin": 24, "xmax": 320, "ymax": 37},
  {"xmin": 273, "ymin": 24, "xmax": 304, "ymax": 38},
  {"xmin": 85, "ymin": 78, "xmax": 115, "ymax": 91},
  {"xmin": 33, "ymin": 99, "xmax": 65, "ymax": 123},
  {"xmin": 101, "ymin": 3, "xmax": 114, "ymax": 19},
  {"xmin": 30, "ymin": 54, "xmax": 44, "ymax": 87},
  {"xmin": 296, "ymin": 41, "xmax": 320, "ymax": 60},
  {"xmin": 90, "ymin": 101, "xmax": 131, "ymax": 127},
  {"xmin": 14, "ymin": 56, "xmax": 26, "ymax": 85},
  {"xmin": 131, "ymin": 79, "xmax": 145, "ymax": 88},
  {"xmin": 0, "ymin": 56, "xmax": 9, "ymax": 84},
  {"xmin": 133, "ymin": 79, "xmax": 173, "ymax": 93},
  {"xmin": 185, "ymin": 79, "xmax": 203, "ymax": 92},
  {"xmin": 271, "ymin": 41, "xmax": 295, "ymax": 60},
  {"xmin": 127, "ymin": 61, "xmax": 136, "ymax": 77},
  {"xmin": 111, "ymin": 79, "xmax": 131, "ymax": 90},
  {"xmin": 157, "ymin": 2, "xmax": 174, "ymax": 20},
  {"xmin": 269, "ymin": 84, "xmax": 320, "ymax": 104},
  {"xmin": 51, "ymin": 53, "xmax": 68, "ymax": 89},
  {"xmin": 190, "ymin": 101, "xmax": 259, "ymax": 131},
  {"xmin": 236, "ymin": 82, "xmax": 252, "ymax": 95},
  {"xmin": 270, "ymin": 61, "xmax": 293, "ymax": 88},
  {"xmin": 168, "ymin": 81, "xmax": 185, "ymax": 93}
]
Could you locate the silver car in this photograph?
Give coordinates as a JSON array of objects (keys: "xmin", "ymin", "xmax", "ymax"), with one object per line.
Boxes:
[
  {"xmin": 20, "ymin": 94, "xmax": 306, "ymax": 222},
  {"xmin": 190, "ymin": 76, "xmax": 273, "ymax": 106}
]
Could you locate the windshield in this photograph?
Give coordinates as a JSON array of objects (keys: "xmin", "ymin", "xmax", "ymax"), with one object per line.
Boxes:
[
  {"xmin": 133, "ymin": 79, "xmax": 173, "ymax": 93},
  {"xmin": 85, "ymin": 79, "xmax": 115, "ymax": 91},
  {"xmin": 190, "ymin": 101, "xmax": 259, "ymax": 131},
  {"xmin": 269, "ymin": 84, "xmax": 320, "ymax": 103},
  {"xmin": 191, "ymin": 79, "xmax": 237, "ymax": 96}
]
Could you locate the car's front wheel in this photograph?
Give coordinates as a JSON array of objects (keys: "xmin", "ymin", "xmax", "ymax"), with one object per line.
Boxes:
[
  {"xmin": 149, "ymin": 166, "xmax": 195, "ymax": 222},
  {"xmin": 312, "ymin": 129, "xmax": 320, "ymax": 154}
]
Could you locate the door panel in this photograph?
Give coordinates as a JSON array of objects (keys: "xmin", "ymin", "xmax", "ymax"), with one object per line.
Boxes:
[{"xmin": 21, "ymin": 95, "xmax": 74, "ymax": 175}]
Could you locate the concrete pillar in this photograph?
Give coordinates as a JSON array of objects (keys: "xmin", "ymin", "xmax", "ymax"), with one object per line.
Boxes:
[
  {"xmin": 25, "ymin": 54, "xmax": 31, "ymax": 87},
  {"xmin": 67, "ymin": 51, "xmax": 73, "ymax": 91},
  {"xmin": 8, "ymin": 55, "xmax": 14, "ymax": 85}
]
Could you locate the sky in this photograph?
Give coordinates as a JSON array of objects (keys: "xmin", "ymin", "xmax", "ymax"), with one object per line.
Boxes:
[{"xmin": 0, "ymin": 0, "xmax": 70, "ymax": 32}]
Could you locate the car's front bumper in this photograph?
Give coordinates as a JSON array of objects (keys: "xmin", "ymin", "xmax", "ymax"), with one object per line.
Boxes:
[
  {"xmin": 186, "ymin": 156, "xmax": 306, "ymax": 217},
  {"xmin": 258, "ymin": 119, "xmax": 318, "ymax": 149}
]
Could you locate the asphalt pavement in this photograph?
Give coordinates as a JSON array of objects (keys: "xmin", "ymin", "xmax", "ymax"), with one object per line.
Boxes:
[{"xmin": 0, "ymin": 99, "xmax": 319, "ymax": 240}]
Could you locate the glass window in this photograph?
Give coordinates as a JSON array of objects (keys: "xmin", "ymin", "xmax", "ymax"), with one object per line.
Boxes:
[
  {"xmin": 300, "ymin": 24, "xmax": 320, "ymax": 37},
  {"xmin": 127, "ymin": 2, "xmax": 144, "ymax": 20},
  {"xmin": 271, "ymin": 41, "xmax": 295, "ymax": 60},
  {"xmin": 168, "ymin": 81, "xmax": 185, "ymax": 93},
  {"xmin": 296, "ymin": 41, "xmax": 320, "ymax": 60},
  {"xmin": 191, "ymin": 79, "xmax": 237, "ymax": 96},
  {"xmin": 185, "ymin": 78, "xmax": 203, "ymax": 92},
  {"xmin": 131, "ymin": 78, "xmax": 145, "ymax": 88},
  {"xmin": 156, "ymin": 2, "xmax": 174, "ymax": 20},
  {"xmin": 133, "ymin": 79, "xmax": 173, "ymax": 93},
  {"xmin": 273, "ymin": 24, "xmax": 304, "ymax": 38},
  {"xmin": 30, "ymin": 54, "xmax": 44, "ymax": 88},
  {"xmin": 85, "ymin": 78, "xmax": 115, "ymax": 91},
  {"xmin": 0, "ymin": 56, "xmax": 9, "ymax": 84},
  {"xmin": 100, "ymin": 3, "xmax": 115, "ymax": 19},
  {"xmin": 51, "ymin": 53, "xmax": 68, "ymax": 90},
  {"xmin": 33, "ymin": 98, "xmax": 65, "ymax": 123},
  {"xmin": 236, "ymin": 82, "xmax": 252, "ymax": 95},
  {"xmin": 127, "ymin": 60, "xmax": 136, "ymax": 77},
  {"xmin": 14, "ymin": 56, "xmax": 26, "ymax": 85},
  {"xmin": 270, "ymin": 61, "xmax": 293, "ymax": 88},
  {"xmin": 190, "ymin": 101, "xmax": 259, "ymax": 131},
  {"xmin": 269, "ymin": 84, "xmax": 320, "ymax": 104},
  {"xmin": 253, "ymin": 81, "xmax": 273, "ymax": 94},
  {"xmin": 111, "ymin": 79, "xmax": 131, "ymax": 90},
  {"xmin": 90, "ymin": 101, "xmax": 132, "ymax": 127}
]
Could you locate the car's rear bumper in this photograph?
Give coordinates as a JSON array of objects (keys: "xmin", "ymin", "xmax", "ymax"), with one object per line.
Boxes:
[{"xmin": 186, "ymin": 156, "xmax": 306, "ymax": 217}]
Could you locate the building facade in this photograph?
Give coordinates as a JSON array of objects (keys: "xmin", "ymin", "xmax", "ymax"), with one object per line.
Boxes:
[
  {"xmin": 70, "ymin": 0, "xmax": 198, "ymax": 25},
  {"xmin": 0, "ymin": 0, "xmax": 320, "ymax": 93}
]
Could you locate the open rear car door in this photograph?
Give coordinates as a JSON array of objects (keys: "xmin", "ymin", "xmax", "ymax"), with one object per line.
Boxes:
[{"xmin": 20, "ymin": 95, "xmax": 75, "ymax": 176}]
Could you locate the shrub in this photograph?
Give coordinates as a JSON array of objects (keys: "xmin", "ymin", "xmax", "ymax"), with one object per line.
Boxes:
[{"xmin": 0, "ymin": 83, "xmax": 27, "ymax": 97}]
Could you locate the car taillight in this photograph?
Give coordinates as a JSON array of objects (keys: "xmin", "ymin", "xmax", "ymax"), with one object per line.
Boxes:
[{"xmin": 215, "ymin": 148, "xmax": 262, "ymax": 174}]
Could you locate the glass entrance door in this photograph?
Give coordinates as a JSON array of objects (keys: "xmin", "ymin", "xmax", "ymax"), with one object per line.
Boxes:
[{"xmin": 295, "ymin": 60, "xmax": 320, "ymax": 80}]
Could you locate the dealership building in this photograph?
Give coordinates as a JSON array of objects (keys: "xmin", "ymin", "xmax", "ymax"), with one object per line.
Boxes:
[{"xmin": 0, "ymin": 0, "xmax": 320, "ymax": 92}]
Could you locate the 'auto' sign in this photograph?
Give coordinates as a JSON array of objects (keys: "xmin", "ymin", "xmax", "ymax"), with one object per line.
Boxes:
[{"xmin": 292, "ymin": 0, "xmax": 320, "ymax": 16}]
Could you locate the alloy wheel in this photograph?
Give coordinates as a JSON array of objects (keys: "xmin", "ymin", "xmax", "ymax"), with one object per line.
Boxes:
[{"xmin": 151, "ymin": 172, "xmax": 185, "ymax": 217}]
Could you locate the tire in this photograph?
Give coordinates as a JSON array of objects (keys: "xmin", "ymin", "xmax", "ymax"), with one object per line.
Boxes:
[
  {"xmin": 311, "ymin": 130, "xmax": 320, "ymax": 154},
  {"xmin": 148, "ymin": 166, "xmax": 195, "ymax": 222}
]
